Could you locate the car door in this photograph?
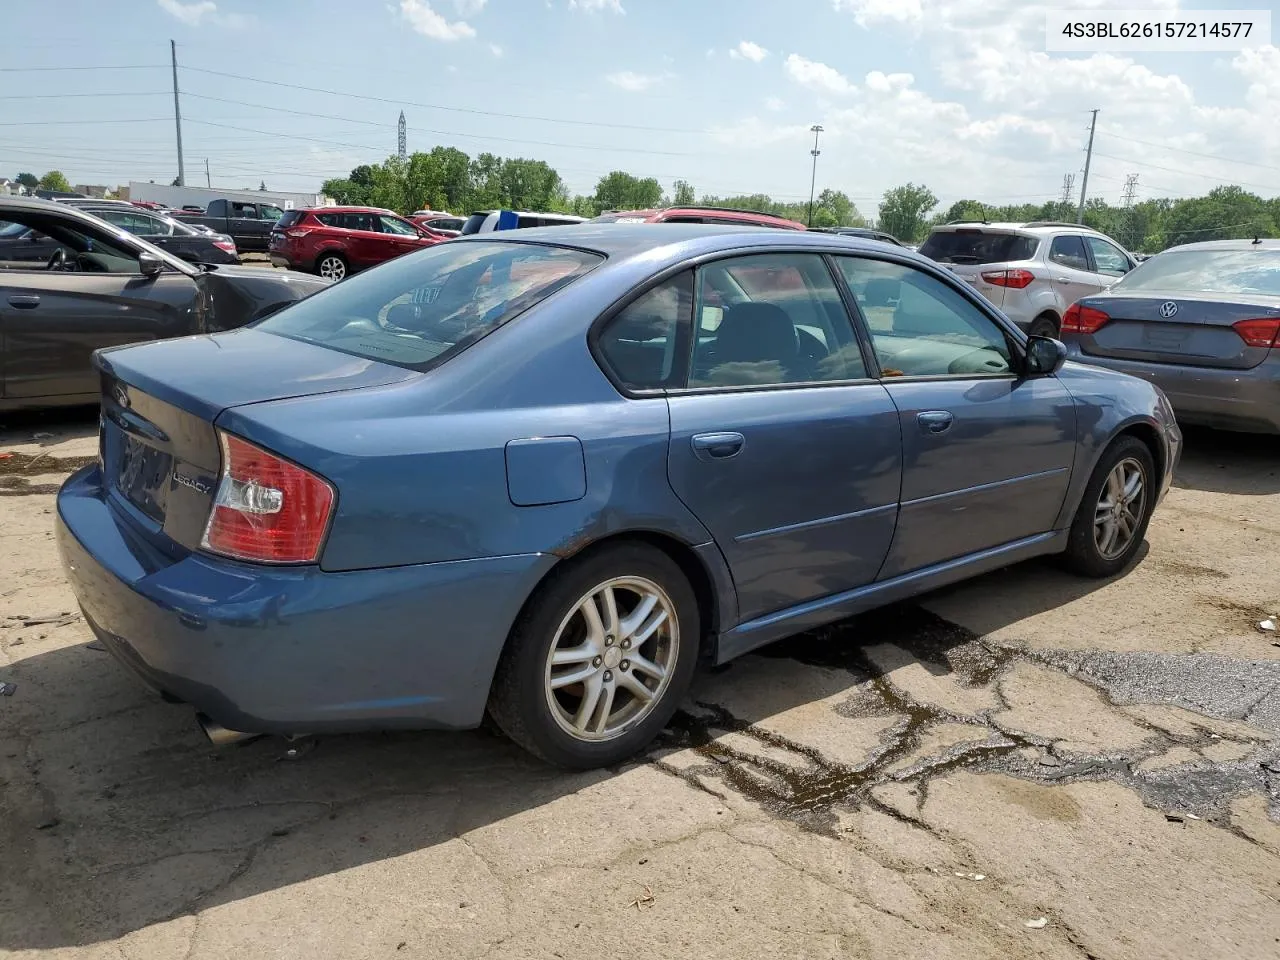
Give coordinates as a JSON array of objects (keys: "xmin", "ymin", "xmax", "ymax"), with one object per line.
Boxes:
[
  {"xmin": 377, "ymin": 214, "xmax": 428, "ymax": 260},
  {"xmin": 1084, "ymin": 236, "xmax": 1134, "ymax": 289},
  {"xmin": 341, "ymin": 212, "xmax": 386, "ymax": 266},
  {"xmin": 834, "ymin": 255, "xmax": 1076, "ymax": 578},
  {"xmin": 661, "ymin": 252, "xmax": 903, "ymax": 624},
  {"xmin": 1048, "ymin": 234, "xmax": 1103, "ymax": 304},
  {"xmin": 0, "ymin": 213, "xmax": 197, "ymax": 400}
]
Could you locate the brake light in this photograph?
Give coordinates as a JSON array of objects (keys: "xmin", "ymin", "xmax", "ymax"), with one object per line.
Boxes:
[
  {"xmin": 201, "ymin": 432, "xmax": 335, "ymax": 564},
  {"xmin": 212, "ymin": 239, "xmax": 236, "ymax": 254},
  {"xmin": 981, "ymin": 268, "xmax": 1035, "ymax": 289},
  {"xmin": 285, "ymin": 228, "xmax": 313, "ymax": 239},
  {"xmin": 1232, "ymin": 317, "xmax": 1280, "ymax": 348},
  {"xmin": 1062, "ymin": 303, "xmax": 1111, "ymax": 335}
]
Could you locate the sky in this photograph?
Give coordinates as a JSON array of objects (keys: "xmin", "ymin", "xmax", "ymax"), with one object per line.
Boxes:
[{"xmin": 3, "ymin": 0, "xmax": 1279, "ymax": 218}]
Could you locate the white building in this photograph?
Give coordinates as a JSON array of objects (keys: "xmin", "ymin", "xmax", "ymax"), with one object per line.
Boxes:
[{"xmin": 126, "ymin": 182, "xmax": 330, "ymax": 211}]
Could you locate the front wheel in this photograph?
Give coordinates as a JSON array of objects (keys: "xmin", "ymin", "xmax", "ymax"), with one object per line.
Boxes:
[
  {"xmin": 316, "ymin": 253, "xmax": 347, "ymax": 281},
  {"xmin": 1061, "ymin": 435, "xmax": 1156, "ymax": 577},
  {"xmin": 487, "ymin": 543, "xmax": 700, "ymax": 768}
]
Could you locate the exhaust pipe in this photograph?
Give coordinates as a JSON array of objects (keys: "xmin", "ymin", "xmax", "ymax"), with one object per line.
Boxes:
[{"xmin": 196, "ymin": 713, "xmax": 262, "ymax": 747}]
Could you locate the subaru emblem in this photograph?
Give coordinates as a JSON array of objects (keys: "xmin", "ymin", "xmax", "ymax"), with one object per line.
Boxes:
[{"xmin": 1158, "ymin": 301, "xmax": 1179, "ymax": 318}]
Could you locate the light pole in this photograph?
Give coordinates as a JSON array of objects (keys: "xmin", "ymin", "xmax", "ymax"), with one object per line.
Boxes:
[{"xmin": 807, "ymin": 124, "xmax": 823, "ymax": 227}]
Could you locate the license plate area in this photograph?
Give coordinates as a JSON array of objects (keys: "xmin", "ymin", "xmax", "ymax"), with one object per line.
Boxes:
[{"xmin": 115, "ymin": 432, "xmax": 172, "ymax": 524}]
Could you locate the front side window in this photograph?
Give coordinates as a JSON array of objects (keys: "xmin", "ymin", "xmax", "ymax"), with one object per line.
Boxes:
[
  {"xmin": 1049, "ymin": 234, "xmax": 1090, "ymax": 270},
  {"xmin": 596, "ymin": 272, "xmax": 693, "ymax": 391},
  {"xmin": 1085, "ymin": 236, "xmax": 1131, "ymax": 276},
  {"xmin": 836, "ymin": 257, "xmax": 1013, "ymax": 378},
  {"xmin": 0, "ymin": 211, "xmax": 145, "ymax": 274},
  {"xmin": 690, "ymin": 253, "xmax": 866, "ymax": 388},
  {"xmin": 379, "ymin": 215, "xmax": 419, "ymax": 236},
  {"xmin": 232, "ymin": 203, "xmax": 259, "ymax": 219},
  {"xmin": 259, "ymin": 204, "xmax": 284, "ymax": 221},
  {"xmin": 256, "ymin": 241, "xmax": 602, "ymax": 371}
]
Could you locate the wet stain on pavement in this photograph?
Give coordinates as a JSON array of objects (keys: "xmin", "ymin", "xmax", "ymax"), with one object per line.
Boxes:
[
  {"xmin": 652, "ymin": 603, "xmax": 1280, "ymax": 837},
  {"xmin": 0, "ymin": 453, "xmax": 95, "ymax": 497}
]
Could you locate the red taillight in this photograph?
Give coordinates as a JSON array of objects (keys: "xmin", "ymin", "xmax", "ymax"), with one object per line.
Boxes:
[
  {"xmin": 1062, "ymin": 303, "xmax": 1111, "ymax": 335},
  {"xmin": 981, "ymin": 268, "xmax": 1035, "ymax": 289},
  {"xmin": 1232, "ymin": 317, "xmax": 1280, "ymax": 348},
  {"xmin": 212, "ymin": 240, "xmax": 237, "ymax": 254},
  {"xmin": 285, "ymin": 228, "xmax": 313, "ymax": 239},
  {"xmin": 201, "ymin": 432, "xmax": 335, "ymax": 564}
]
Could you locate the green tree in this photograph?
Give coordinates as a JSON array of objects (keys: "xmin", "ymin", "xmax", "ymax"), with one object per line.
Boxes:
[
  {"xmin": 936, "ymin": 199, "xmax": 987, "ymax": 224},
  {"xmin": 813, "ymin": 189, "xmax": 863, "ymax": 228},
  {"xmin": 877, "ymin": 183, "xmax": 938, "ymax": 242},
  {"xmin": 591, "ymin": 171, "xmax": 663, "ymax": 215},
  {"xmin": 320, "ymin": 178, "xmax": 366, "ymax": 205},
  {"xmin": 15, "ymin": 172, "xmax": 38, "ymax": 191},
  {"xmin": 499, "ymin": 157, "xmax": 563, "ymax": 212},
  {"xmin": 672, "ymin": 179, "xmax": 696, "ymax": 206},
  {"xmin": 40, "ymin": 170, "xmax": 72, "ymax": 191}
]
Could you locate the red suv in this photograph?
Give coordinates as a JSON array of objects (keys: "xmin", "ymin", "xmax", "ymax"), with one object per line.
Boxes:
[
  {"xmin": 589, "ymin": 205, "xmax": 805, "ymax": 230},
  {"xmin": 269, "ymin": 207, "xmax": 442, "ymax": 280}
]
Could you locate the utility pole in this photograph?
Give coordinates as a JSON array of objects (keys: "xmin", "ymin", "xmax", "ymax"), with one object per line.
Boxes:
[
  {"xmin": 1076, "ymin": 108, "xmax": 1098, "ymax": 223},
  {"xmin": 398, "ymin": 111, "xmax": 407, "ymax": 161},
  {"xmin": 205, "ymin": 158, "xmax": 211, "ymax": 188},
  {"xmin": 806, "ymin": 124, "xmax": 823, "ymax": 227},
  {"xmin": 170, "ymin": 40, "xmax": 185, "ymax": 187},
  {"xmin": 1059, "ymin": 173, "xmax": 1075, "ymax": 215}
]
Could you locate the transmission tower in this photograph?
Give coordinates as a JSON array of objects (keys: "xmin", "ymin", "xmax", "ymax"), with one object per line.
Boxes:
[
  {"xmin": 1059, "ymin": 173, "xmax": 1076, "ymax": 216},
  {"xmin": 1121, "ymin": 174, "xmax": 1140, "ymax": 250},
  {"xmin": 398, "ymin": 111, "xmax": 407, "ymax": 161},
  {"xmin": 1120, "ymin": 174, "xmax": 1139, "ymax": 209}
]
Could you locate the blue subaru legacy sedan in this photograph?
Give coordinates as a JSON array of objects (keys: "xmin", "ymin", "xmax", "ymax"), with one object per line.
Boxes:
[{"xmin": 56, "ymin": 225, "xmax": 1181, "ymax": 768}]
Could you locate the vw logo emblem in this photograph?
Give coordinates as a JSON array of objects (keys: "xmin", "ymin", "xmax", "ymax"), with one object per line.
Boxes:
[{"xmin": 1158, "ymin": 301, "xmax": 1179, "ymax": 318}]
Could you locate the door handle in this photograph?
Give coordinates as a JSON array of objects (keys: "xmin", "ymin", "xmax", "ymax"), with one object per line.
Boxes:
[
  {"xmin": 917, "ymin": 411, "xmax": 954, "ymax": 435},
  {"xmin": 691, "ymin": 432, "xmax": 745, "ymax": 460},
  {"xmin": 1055, "ymin": 277, "xmax": 1072, "ymax": 283},
  {"xmin": 7, "ymin": 295, "xmax": 39, "ymax": 309}
]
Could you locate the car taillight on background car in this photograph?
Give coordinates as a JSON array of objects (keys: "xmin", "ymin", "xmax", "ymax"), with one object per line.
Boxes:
[
  {"xmin": 980, "ymin": 268, "xmax": 1035, "ymax": 289},
  {"xmin": 1061, "ymin": 303, "xmax": 1111, "ymax": 335},
  {"xmin": 201, "ymin": 432, "xmax": 335, "ymax": 564},
  {"xmin": 285, "ymin": 228, "xmax": 313, "ymax": 239},
  {"xmin": 1231, "ymin": 317, "xmax": 1280, "ymax": 348},
  {"xmin": 212, "ymin": 239, "xmax": 237, "ymax": 255}
]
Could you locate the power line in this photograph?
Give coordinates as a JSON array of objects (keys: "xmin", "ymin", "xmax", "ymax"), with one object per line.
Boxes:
[
  {"xmin": 1102, "ymin": 132, "xmax": 1280, "ymax": 174},
  {"xmin": 1091, "ymin": 151, "xmax": 1280, "ymax": 193},
  {"xmin": 180, "ymin": 64, "xmax": 705, "ymax": 135},
  {"xmin": 0, "ymin": 64, "xmax": 165, "ymax": 72},
  {"xmin": 0, "ymin": 117, "xmax": 172, "ymax": 126},
  {"xmin": 0, "ymin": 92, "xmax": 170, "ymax": 100}
]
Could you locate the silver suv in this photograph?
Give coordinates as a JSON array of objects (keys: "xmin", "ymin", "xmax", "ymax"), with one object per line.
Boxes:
[{"xmin": 918, "ymin": 221, "xmax": 1137, "ymax": 338}]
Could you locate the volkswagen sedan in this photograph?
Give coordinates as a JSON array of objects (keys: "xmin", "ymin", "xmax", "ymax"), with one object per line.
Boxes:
[{"xmin": 56, "ymin": 225, "xmax": 1180, "ymax": 768}]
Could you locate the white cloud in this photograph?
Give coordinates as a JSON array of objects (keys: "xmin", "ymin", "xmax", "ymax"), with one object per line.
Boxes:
[
  {"xmin": 831, "ymin": 0, "xmax": 923, "ymax": 26},
  {"xmin": 765, "ymin": 96, "xmax": 785, "ymax": 112},
  {"xmin": 398, "ymin": 0, "xmax": 476, "ymax": 40},
  {"xmin": 156, "ymin": 0, "xmax": 250, "ymax": 27},
  {"xmin": 784, "ymin": 54, "xmax": 855, "ymax": 96},
  {"xmin": 729, "ymin": 40, "xmax": 768, "ymax": 62},
  {"xmin": 454, "ymin": 0, "xmax": 486, "ymax": 13},
  {"xmin": 489, "ymin": 42, "xmax": 504, "ymax": 57},
  {"xmin": 606, "ymin": 70, "xmax": 670, "ymax": 92},
  {"xmin": 569, "ymin": 0, "xmax": 623, "ymax": 11}
]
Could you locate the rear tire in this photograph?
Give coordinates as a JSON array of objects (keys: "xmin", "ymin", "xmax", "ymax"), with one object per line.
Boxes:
[
  {"xmin": 487, "ymin": 543, "xmax": 700, "ymax": 769},
  {"xmin": 1028, "ymin": 313, "xmax": 1059, "ymax": 339},
  {"xmin": 316, "ymin": 253, "xmax": 347, "ymax": 281},
  {"xmin": 1061, "ymin": 436, "xmax": 1156, "ymax": 578}
]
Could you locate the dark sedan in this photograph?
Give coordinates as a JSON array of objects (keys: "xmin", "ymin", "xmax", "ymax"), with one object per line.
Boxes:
[
  {"xmin": 1062, "ymin": 239, "xmax": 1280, "ymax": 433},
  {"xmin": 0, "ymin": 197, "xmax": 328, "ymax": 410},
  {"xmin": 77, "ymin": 204, "xmax": 239, "ymax": 265}
]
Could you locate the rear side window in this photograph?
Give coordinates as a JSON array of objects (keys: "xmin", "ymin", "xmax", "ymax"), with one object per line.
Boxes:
[
  {"xmin": 314, "ymin": 212, "xmax": 343, "ymax": 227},
  {"xmin": 1115, "ymin": 248, "xmax": 1280, "ymax": 296},
  {"xmin": 342, "ymin": 213, "xmax": 376, "ymax": 232},
  {"xmin": 256, "ymin": 242, "xmax": 603, "ymax": 371},
  {"xmin": 596, "ymin": 272, "xmax": 693, "ymax": 391},
  {"xmin": 918, "ymin": 230, "xmax": 1038, "ymax": 264},
  {"xmin": 276, "ymin": 211, "xmax": 304, "ymax": 229},
  {"xmin": 1049, "ymin": 235, "xmax": 1090, "ymax": 270},
  {"xmin": 461, "ymin": 213, "xmax": 491, "ymax": 235}
]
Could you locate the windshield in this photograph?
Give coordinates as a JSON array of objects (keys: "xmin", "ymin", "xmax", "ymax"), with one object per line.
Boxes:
[
  {"xmin": 1114, "ymin": 248, "xmax": 1280, "ymax": 296},
  {"xmin": 460, "ymin": 212, "xmax": 491, "ymax": 235},
  {"xmin": 0, "ymin": 221, "xmax": 28, "ymax": 238},
  {"xmin": 918, "ymin": 230, "xmax": 1039, "ymax": 264},
  {"xmin": 255, "ymin": 241, "xmax": 603, "ymax": 371}
]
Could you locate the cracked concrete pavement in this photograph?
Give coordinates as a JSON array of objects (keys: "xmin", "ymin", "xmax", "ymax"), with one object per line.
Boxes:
[{"xmin": 2, "ymin": 412, "xmax": 1279, "ymax": 960}]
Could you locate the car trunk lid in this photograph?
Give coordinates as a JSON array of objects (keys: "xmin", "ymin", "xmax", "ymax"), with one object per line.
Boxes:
[
  {"xmin": 1074, "ymin": 294, "xmax": 1280, "ymax": 370},
  {"xmin": 95, "ymin": 328, "xmax": 415, "ymax": 550}
]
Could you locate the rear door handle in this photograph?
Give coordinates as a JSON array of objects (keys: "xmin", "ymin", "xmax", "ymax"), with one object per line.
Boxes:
[
  {"xmin": 1055, "ymin": 277, "xmax": 1072, "ymax": 283},
  {"xmin": 917, "ymin": 411, "xmax": 954, "ymax": 435},
  {"xmin": 7, "ymin": 295, "xmax": 39, "ymax": 309},
  {"xmin": 691, "ymin": 432, "xmax": 745, "ymax": 460}
]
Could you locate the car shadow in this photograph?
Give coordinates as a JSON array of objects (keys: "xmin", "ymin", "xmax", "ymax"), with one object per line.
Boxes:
[
  {"xmin": 1173, "ymin": 426, "xmax": 1280, "ymax": 496},
  {"xmin": 0, "ymin": 405, "xmax": 98, "ymax": 447},
  {"xmin": 1, "ymin": 549, "xmax": 1127, "ymax": 950}
]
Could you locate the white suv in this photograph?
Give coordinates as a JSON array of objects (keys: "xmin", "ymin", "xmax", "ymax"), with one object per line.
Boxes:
[{"xmin": 917, "ymin": 221, "xmax": 1137, "ymax": 338}]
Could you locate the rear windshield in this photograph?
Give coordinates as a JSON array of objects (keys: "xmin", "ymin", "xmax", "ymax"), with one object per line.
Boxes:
[
  {"xmin": 255, "ymin": 241, "xmax": 603, "ymax": 371},
  {"xmin": 276, "ymin": 210, "xmax": 304, "ymax": 229},
  {"xmin": 460, "ymin": 213, "xmax": 491, "ymax": 235},
  {"xmin": 919, "ymin": 230, "xmax": 1039, "ymax": 264},
  {"xmin": 1114, "ymin": 248, "xmax": 1280, "ymax": 296}
]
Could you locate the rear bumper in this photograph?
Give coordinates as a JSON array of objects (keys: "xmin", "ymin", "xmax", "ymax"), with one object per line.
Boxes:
[
  {"xmin": 268, "ymin": 254, "xmax": 298, "ymax": 270},
  {"xmin": 56, "ymin": 465, "xmax": 557, "ymax": 735},
  {"xmin": 1065, "ymin": 347, "xmax": 1280, "ymax": 434}
]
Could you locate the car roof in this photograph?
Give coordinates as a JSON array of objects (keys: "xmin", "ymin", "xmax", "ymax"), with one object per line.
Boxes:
[
  {"xmin": 928, "ymin": 221, "xmax": 1114, "ymax": 237},
  {"xmin": 469, "ymin": 210, "xmax": 586, "ymax": 220},
  {"xmin": 1162, "ymin": 238, "xmax": 1280, "ymax": 253},
  {"xmin": 303, "ymin": 206, "xmax": 399, "ymax": 214},
  {"xmin": 452, "ymin": 221, "xmax": 936, "ymax": 264}
]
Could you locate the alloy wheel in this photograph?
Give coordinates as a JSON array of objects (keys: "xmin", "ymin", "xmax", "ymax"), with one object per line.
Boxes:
[
  {"xmin": 318, "ymin": 256, "xmax": 346, "ymax": 280},
  {"xmin": 1093, "ymin": 457, "xmax": 1146, "ymax": 561}
]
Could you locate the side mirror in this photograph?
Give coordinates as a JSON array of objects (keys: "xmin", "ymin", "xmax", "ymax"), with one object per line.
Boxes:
[
  {"xmin": 138, "ymin": 251, "xmax": 164, "ymax": 277},
  {"xmin": 1025, "ymin": 335, "xmax": 1067, "ymax": 377}
]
